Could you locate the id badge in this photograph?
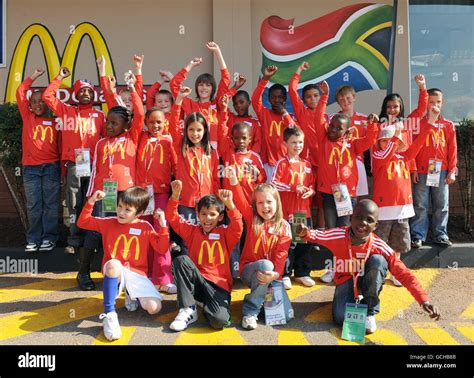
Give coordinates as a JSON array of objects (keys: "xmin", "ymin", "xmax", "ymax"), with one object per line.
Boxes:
[
  {"xmin": 331, "ymin": 183, "xmax": 353, "ymax": 217},
  {"xmin": 341, "ymin": 303, "xmax": 368, "ymax": 343},
  {"xmin": 264, "ymin": 282, "xmax": 287, "ymax": 326},
  {"xmin": 143, "ymin": 184, "xmax": 155, "ymax": 216},
  {"xmin": 102, "ymin": 179, "xmax": 118, "ymax": 213},
  {"xmin": 74, "ymin": 148, "xmax": 91, "ymax": 177},
  {"xmin": 426, "ymin": 159, "xmax": 442, "ymax": 187},
  {"xmin": 290, "ymin": 212, "xmax": 308, "ymax": 244}
]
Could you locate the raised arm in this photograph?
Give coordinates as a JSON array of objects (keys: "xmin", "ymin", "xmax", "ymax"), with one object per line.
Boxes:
[
  {"xmin": 165, "ymin": 180, "xmax": 197, "ymax": 238},
  {"xmin": 42, "ymin": 67, "xmax": 72, "ymax": 116},
  {"xmin": 407, "ymin": 74, "xmax": 428, "ymax": 120},
  {"xmin": 16, "ymin": 68, "xmax": 45, "ymax": 118},
  {"xmin": 77, "ymin": 191, "xmax": 107, "ymax": 232},
  {"xmin": 133, "ymin": 54, "xmax": 144, "ymax": 101},
  {"xmin": 289, "ymin": 62, "xmax": 310, "ymax": 122},
  {"xmin": 226, "ymin": 166, "xmax": 253, "ymax": 224},
  {"xmin": 353, "ymin": 114, "xmax": 379, "ymax": 155},
  {"xmin": 251, "ymin": 66, "xmax": 278, "ymax": 121},
  {"xmin": 216, "ymin": 95, "xmax": 232, "ymax": 157},
  {"xmin": 149, "ymin": 209, "xmax": 170, "ymax": 255},
  {"xmin": 127, "ymin": 75, "xmax": 145, "ymax": 144},
  {"xmin": 218, "ymin": 189, "xmax": 243, "ymax": 248}
]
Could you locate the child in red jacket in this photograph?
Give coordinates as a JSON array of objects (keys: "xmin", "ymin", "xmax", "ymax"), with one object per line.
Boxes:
[
  {"xmin": 78, "ymin": 187, "xmax": 169, "ymax": 341},
  {"xmin": 410, "ymin": 88, "xmax": 458, "ymax": 248},
  {"xmin": 271, "ymin": 127, "xmax": 315, "ymax": 289},
  {"xmin": 296, "ymin": 199, "xmax": 441, "ymax": 334},
  {"xmin": 17, "ymin": 68, "xmax": 61, "ymax": 253},
  {"xmin": 226, "ymin": 167, "xmax": 292, "ymax": 330},
  {"xmin": 43, "ymin": 66, "xmax": 107, "ymax": 288},
  {"xmin": 170, "ymin": 42, "xmax": 230, "ymax": 149},
  {"xmin": 166, "ymin": 180, "xmax": 243, "ymax": 332}
]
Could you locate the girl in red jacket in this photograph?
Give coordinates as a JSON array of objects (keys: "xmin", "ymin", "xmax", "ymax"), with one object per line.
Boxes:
[
  {"xmin": 169, "ymin": 86, "xmax": 220, "ymax": 254},
  {"xmin": 170, "ymin": 41, "xmax": 230, "ymax": 149},
  {"xmin": 226, "ymin": 166, "xmax": 292, "ymax": 331}
]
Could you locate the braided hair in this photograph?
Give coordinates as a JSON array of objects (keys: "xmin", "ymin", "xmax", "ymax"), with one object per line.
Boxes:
[{"xmin": 108, "ymin": 106, "xmax": 133, "ymax": 129}]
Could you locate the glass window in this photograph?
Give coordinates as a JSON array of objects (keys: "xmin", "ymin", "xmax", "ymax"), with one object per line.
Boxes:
[{"xmin": 409, "ymin": 1, "xmax": 474, "ymax": 121}]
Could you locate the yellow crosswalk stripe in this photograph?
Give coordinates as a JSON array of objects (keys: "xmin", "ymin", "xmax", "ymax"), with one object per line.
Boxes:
[
  {"xmin": 411, "ymin": 322, "xmax": 460, "ymax": 345},
  {"xmin": 92, "ymin": 326, "xmax": 137, "ymax": 345},
  {"xmin": 460, "ymin": 302, "xmax": 474, "ymax": 319},
  {"xmin": 330, "ymin": 328, "xmax": 360, "ymax": 345},
  {"xmin": 378, "ymin": 269, "xmax": 438, "ymax": 321},
  {"xmin": 174, "ymin": 327, "xmax": 246, "ymax": 345},
  {"xmin": 0, "ymin": 273, "xmax": 103, "ymax": 303},
  {"xmin": 0, "ymin": 294, "xmax": 123, "ymax": 342},
  {"xmin": 451, "ymin": 322, "xmax": 474, "ymax": 343},
  {"xmin": 278, "ymin": 328, "xmax": 310, "ymax": 345},
  {"xmin": 305, "ymin": 303, "xmax": 333, "ymax": 322}
]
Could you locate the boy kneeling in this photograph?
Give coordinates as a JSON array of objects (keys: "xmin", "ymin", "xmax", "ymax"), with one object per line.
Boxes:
[
  {"xmin": 166, "ymin": 180, "xmax": 243, "ymax": 331},
  {"xmin": 78, "ymin": 187, "xmax": 169, "ymax": 341},
  {"xmin": 296, "ymin": 199, "xmax": 440, "ymax": 334}
]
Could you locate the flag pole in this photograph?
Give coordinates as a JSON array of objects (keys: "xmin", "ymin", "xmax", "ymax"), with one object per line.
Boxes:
[{"xmin": 387, "ymin": 0, "xmax": 399, "ymax": 94}]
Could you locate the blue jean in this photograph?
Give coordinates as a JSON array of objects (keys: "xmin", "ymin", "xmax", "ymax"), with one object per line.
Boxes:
[
  {"xmin": 410, "ymin": 171, "xmax": 449, "ymax": 241},
  {"xmin": 321, "ymin": 192, "xmax": 357, "ymax": 229},
  {"xmin": 332, "ymin": 255, "xmax": 388, "ymax": 325},
  {"xmin": 23, "ymin": 162, "xmax": 61, "ymax": 244}
]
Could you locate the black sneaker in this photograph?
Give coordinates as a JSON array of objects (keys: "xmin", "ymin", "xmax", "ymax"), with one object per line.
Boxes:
[
  {"xmin": 435, "ymin": 237, "xmax": 453, "ymax": 247},
  {"xmin": 411, "ymin": 239, "xmax": 422, "ymax": 249}
]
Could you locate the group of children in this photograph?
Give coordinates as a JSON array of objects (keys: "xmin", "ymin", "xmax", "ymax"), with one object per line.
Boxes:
[{"xmin": 17, "ymin": 41, "xmax": 454, "ymax": 340}]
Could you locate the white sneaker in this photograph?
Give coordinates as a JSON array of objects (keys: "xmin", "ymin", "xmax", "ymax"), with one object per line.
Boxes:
[
  {"xmin": 159, "ymin": 283, "xmax": 177, "ymax": 294},
  {"xmin": 170, "ymin": 306, "xmax": 198, "ymax": 332},
  {"xmin": 282, "ymin": 276, "xmax": 292, "ymax": 290},
  {"xmin": 320, "ymin": 269, "xmax": 334, "ymax": 283},
  {"xmin": 25, "ymin": 243, "xmax": 39, "ymax": 253},
  {"xmin": 125, "ymin": 291, "xmax": 138, "ymax": 312},
  {"xmin": 391, "ymin": 275, "xmax": 403, "ymax": 287},
  {"xmin": 242, "ymin": 314, "xmax": 258, "ymax": 330},
  {"xmin": 365, "ymin": 315, "xmax": 377, "ymax": 334},
  {"xmin": 38, "ymin": 240, "xmax": 55, "ymax": 252},
  {"xmin": 99, "ymin": 312, "xmax": 122, "ymax": 341},
  {"xmin": 294, "ymin": 276, "xmax": 316, "ymax": 287}
]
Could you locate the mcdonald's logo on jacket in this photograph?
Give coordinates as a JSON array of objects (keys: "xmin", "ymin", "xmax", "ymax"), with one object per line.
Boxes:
[
  {"xmin": 16, "ymin": 77, "xmax": 60, "ymax": 166},
  {"xmin": 165, "ymin": 198, "xmax": 243, "ymax": 293},
  {"xmin": 77, "ymin": 201, "xmax": 170, "ymax": 276}
]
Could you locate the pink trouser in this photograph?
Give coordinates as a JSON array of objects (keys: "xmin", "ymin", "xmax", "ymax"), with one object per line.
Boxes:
[{"xmin": 143, "ymin": 192, "xmax": 173, "ymax": 286}]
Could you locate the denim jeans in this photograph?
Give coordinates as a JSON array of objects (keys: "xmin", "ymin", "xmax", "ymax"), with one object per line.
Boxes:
[
  {"xmin": 410, "ymin": 171, "xmax": 449, "ymax": 241},
  {"xmin": 321, "ymin": 192, "xmax": 357, "ymax": 229},
  {"xmin": 332, "ymin": 255, "xmax": 388, "ymax": 325},
  {"xmin": 241, "ymin": 259, "xmax": 293, "ymax": 321},
  {"xmin": 23, "ymin": 162, "xmax": 61, "ymax": 244},
  {"xmin": 65, "ymin": 162, "xmax": 90, "ymax": 248}
]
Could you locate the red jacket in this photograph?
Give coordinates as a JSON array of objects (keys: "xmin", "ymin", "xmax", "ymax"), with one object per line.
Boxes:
[
  {"xmin": 251, "ymin": 79, "xmax": 298, "ymax": 166},
  {"xmin": 17, "ymin": 77, "xmax": 61, "ymax": 166},
  {"xmin": 372, "ymin": 125, "xmax": 431, "ymax": 209},
  {"xmin": 166, "ymin": 198, "xmax": 243, "ymax": 292},
  {"xmin": 43, "ymin": 78, "xmax": 106, "ymax": 162},
  {"xmin": 78, "ymin": 201, "xmax": 169, "ymax": 276},
  {"xmin": 412, "ymin": 115, "xmax": 457, "ymax": 175},
  {"xmin": 313, "ymin": 95, "xmax": 377, "ymax": 196},
  {"xmin": 169, "ymin": 103, "xmax": 220, "ymax": 207},
  {"xmin": 271, "ymin": 156, "xmax": 315, "ymax": 219},
  {"xmin": 217, "ymin": 110, "xmax": 266, "ymax": 199},
  {"xmin": 304, "ymin": 227, "xmax": 429, "ymax": 304},
  {"xmin": 87, "ymin": 91, "xmax": 144, "ymax": 195},
  {"xmin": 230, "ymin": 182, "xmax": 292, "ymax": 278},
  {"xmin": 135, "ymin": 133, "xmax": 177, "ymax": 194}
]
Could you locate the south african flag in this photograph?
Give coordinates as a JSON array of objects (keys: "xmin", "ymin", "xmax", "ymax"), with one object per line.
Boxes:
[{"xmin": 259, "ymin": 3, "xmax": 394, "ymax": 107}]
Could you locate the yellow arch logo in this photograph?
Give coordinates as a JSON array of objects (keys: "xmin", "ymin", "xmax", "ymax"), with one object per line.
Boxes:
[
  {"xmin": 198, "ymin": 240, "xmax": 224, "ymax": 265},
  {"xmin": 6, "ymin": 23, "xmax": 114, "ymax": 111},
  {"xmin": 387, "ymin": 160, "xmax": 409, "ymax": 180},
  {"xmin": 112, "ymin": 234, "xmax": 140, "ymax": 260},
  {"xmin": 426, "ymin": 129, "xmax": 446, "ymax": 148},
  {"xmin": 254, "ymin": 232, "xmax": 274, "ymax": 255},
  {"xmin": 269, "ymin": 120, "xmax": 283, "ymax": 137},
  {"xmin": 329, "ymin": 146, "xmax": 353, "ymax": 167},
  {"xmin": 141, "ymin": 140, "xmax": 164, "ymax": 164},
  {"xmin": 33, "ymin": 125, "xmax": 54, "ymax": 143}
]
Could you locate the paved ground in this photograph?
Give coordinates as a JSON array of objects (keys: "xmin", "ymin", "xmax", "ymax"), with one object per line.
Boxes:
[{"xmin": 0, "ymin": 267, "xmax": 473, "ymax": 346}]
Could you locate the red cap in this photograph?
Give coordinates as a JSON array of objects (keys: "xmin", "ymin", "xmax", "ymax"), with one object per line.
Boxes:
[{"xmin": 73, "ymin": 80, "xmax": 95, "ymax": 95}]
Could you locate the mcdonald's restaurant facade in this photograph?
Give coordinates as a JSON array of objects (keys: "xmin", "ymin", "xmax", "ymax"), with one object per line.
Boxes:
[{"xmin": 0, "ymin": 0, "xmax": 472, "ymax": 215}]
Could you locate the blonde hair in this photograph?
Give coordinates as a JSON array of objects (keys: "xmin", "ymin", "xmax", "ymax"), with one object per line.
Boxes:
[
  {"xmin": 251, "ymin": 183, "xmax": 284, "ymax": 237},
  {"xmin": 335, "ymin": 85, "xmax": 356, "ymax": 99}
]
